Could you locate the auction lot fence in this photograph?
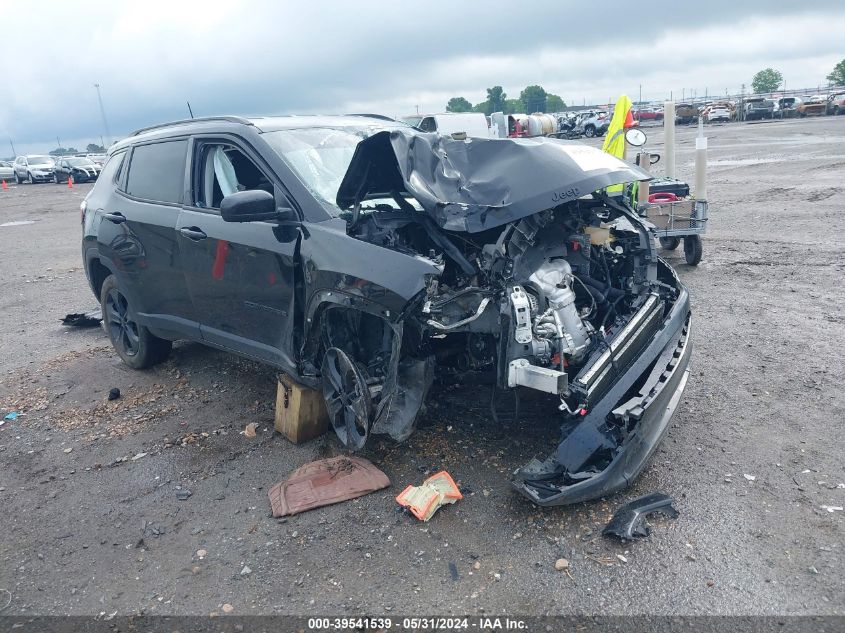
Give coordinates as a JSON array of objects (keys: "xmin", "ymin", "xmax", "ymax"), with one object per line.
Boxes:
[
  {"xmin": 562, "ymin": 85, "xmax": 845, "ymax": 119},
  {"xmin": 0, "ymin": 616, "xmax": 843, "ymax": 632}
]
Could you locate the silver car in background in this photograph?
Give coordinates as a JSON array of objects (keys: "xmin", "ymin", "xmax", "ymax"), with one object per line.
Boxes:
[
  {"xmin": 13, "ymin": 155, "xmax": 56, "ymax": 184},
  {"xmin": 0, "ymin": 160, "xmax": 14, "ymax": 182}
]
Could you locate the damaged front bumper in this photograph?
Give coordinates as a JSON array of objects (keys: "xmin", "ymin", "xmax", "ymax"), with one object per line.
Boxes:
[{"xmin": 512, "ymin": 282, "xmax": 692, "ymax": 506}]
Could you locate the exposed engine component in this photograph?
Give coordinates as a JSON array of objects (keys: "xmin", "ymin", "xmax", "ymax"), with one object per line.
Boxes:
[{"xmin": 527, "ymin": 259, "xmax": 591, "ymax": 362}]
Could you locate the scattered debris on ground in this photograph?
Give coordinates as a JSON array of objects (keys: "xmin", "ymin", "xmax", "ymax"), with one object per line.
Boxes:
[
  {"xmin": 268, "ymin": 456, "xmax": 390, "ymax": 517},
  {"xmin": 61, "ymin": 309, "xmax": 102, "ymax": 327},
  {"xmin": 602, "ymin": 492, "xmax": 679, "ymax": 540},
  {"xmin": 396, "ymin": 471, "xmax": 463, "ymax": 521}
]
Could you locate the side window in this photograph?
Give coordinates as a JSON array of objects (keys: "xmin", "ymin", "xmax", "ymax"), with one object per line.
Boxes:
[
  {"xmin": 419, "ymin": 117, "xmax": 436, "ymax": 133},
  {"xmin": 125, "ymin": 140, "xmax": 187, "ymax": 204},
  {"xmin": 193, "ymin": 143, "xmax": 274, "ymax": 210},
  {"xmin": 97, "ymin": 151, "xmax": 126, "ymax": 187}
]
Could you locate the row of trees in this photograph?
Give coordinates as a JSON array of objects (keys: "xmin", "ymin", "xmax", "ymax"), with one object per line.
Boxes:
[
  {"xmin": 446, "ymin": 85, "xmax": 566, "ymax": 115},
  {"xmin": 751, "ymin": 58, "xmax": 845, "ymax": 94},
  {"xmin": 48, "ymin": 143, "xmax": 105, "ymax": 156}
]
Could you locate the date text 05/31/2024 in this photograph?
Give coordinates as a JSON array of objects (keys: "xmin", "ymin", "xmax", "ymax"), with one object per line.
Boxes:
[{"xmin": 307, "ymin": 617, "xmax": 529, "ymax": 630}]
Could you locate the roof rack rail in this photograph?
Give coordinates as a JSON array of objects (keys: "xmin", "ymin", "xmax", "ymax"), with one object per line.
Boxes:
[
  {"xmin": 130, "ymin": 116, "xmax": 253, "ymax": 137},
  {"xmin": 345, "ymin": 113, "xmax": 399, "ymax": 122}
]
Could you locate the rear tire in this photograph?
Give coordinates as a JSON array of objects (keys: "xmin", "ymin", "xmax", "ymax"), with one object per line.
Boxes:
[
  {"xmin": 659, "ymin": 236, "xmax": 681, "ymax": 250},
  {"xmin": 584, "ymin": 124, "xmax": 596, "ymax": 138},
  {"xmin": 100, "ymin": 274, "xmax": 171, "ymax": 369},
  {"xmin": 683, "ymin": 236, "xmax": 703, "ymax": 266}
]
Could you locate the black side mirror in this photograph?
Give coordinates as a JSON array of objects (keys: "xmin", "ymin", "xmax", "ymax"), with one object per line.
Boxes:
[{"xmin": 220, "ymin": 190, "xmax": 294, "ymax": 223}]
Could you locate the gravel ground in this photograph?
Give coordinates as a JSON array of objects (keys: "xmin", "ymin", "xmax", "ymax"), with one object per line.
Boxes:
[{"xmin": 0, "ymin": 117, "xmax": 843, "ymax": 617}]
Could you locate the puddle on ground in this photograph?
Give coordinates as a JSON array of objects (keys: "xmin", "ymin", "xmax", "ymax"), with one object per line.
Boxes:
[{"xmin": 1, "ymin": 220, "xmax": 36, "ymax": 227}]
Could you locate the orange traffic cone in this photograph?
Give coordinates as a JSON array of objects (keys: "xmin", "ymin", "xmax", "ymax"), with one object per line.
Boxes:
[
  {"xmin": 1, "ymin": 180, "xmax": 7, "ymax": 190},
  {"xmin": 67, "ymin": 175, "xmax": 73, "ymax": 189}
]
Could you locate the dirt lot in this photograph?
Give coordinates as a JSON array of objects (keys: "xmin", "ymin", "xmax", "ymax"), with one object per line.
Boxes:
[{"xmin": 1, "ymin": 117, "xmax": 843, "ymax": 617}]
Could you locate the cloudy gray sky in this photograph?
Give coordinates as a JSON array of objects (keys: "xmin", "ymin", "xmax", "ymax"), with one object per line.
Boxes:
[{"xmin": 2, "ymin": 0, "xmax": 843, "ymax": 155}]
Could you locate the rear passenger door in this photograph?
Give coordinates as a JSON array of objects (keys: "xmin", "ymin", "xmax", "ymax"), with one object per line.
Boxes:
[
  {"xmin": 104, "ymin": 138, "xmax": 198, "ymax": 338},
  {"xmin": 176, "ymin": 137, "xmax": 298, "ymax": 370}
]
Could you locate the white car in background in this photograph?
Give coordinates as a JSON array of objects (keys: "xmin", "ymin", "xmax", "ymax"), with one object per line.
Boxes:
[
  {"xmin": 402, "ymin": 112, "xmax": 491, "ymax": 138},
  {"xmin": 703, "ymin": 103, "xmax": 732, "ymax": 123},
  {"xmin": 0, "ymin": 160, "xmax": 14, "ymax": 182}
]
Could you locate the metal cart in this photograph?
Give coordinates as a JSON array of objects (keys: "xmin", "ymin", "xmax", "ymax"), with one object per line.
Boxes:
[{"xmin": 638, "ymin": 198, "xmax": 709, "ymax": 266}]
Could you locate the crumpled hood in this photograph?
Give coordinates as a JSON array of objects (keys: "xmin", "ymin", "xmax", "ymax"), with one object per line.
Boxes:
[{"xmin": 336, "ymin": 130, "xmax": 651, "ymax": 233}]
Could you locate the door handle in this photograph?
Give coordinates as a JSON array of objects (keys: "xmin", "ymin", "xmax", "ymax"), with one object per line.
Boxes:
[
  {"xmin": 179, "ymin": 227, "xmax": 207, "ymax": 241},
  {"xmin": 103, "ymin": 212, "xmax": 126, "ymax": 224}
]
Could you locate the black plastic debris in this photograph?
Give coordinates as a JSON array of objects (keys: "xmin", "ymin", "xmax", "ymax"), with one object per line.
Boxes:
[
  {"xmin": 108, "ymin": 388, "xmax": 121, "ymax": 401},
  {"xmin": 61, "ymin": 310, "xmax": 102, "ymax": 327},
  {"xmin": 602, "ymin": 492, "xmax": 679, "ymax": 540}
]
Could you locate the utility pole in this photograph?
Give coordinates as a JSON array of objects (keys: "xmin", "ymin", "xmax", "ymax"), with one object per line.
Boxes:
[
  {"xmin": 415, "ymin": 105, "xmax": 419, "ymax": 115},
  {"xmin": 187, "ymin": 101, "xmax": 194, "ymax": 119},
  {"xmin": 94, "ymin": 83, "xmax": 112, "ymax": 147},
  {"xmin": 9, "ymin": 138, "xmax": 16, "ymax": 157},
  {"xmin": 639, "ymin": 84, "xmax": 642, "ymax": 105},
  {"xmin": 56, "ymin": 136, "xmax": 62, "ymax": 152}
]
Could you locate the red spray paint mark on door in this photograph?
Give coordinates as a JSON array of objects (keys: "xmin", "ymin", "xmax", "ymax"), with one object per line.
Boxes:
[{"xmin": 212, "ymin": 240, "xmax": 230, "ymax": 280}]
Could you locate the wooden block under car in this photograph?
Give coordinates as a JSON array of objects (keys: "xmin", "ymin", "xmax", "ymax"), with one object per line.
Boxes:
[{"xmin": 274, "ymin": 373, "xmax": 329, "ymax": 444}]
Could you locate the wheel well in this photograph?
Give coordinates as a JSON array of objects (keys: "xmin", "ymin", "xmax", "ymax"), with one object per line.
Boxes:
[{"xmin": 88, "ymin": 258, "xmax": 111, "ymax": 299}]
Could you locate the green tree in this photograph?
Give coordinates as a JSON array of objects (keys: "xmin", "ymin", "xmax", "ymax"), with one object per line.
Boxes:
[
  {"xmin": 751, "ymin": 68, "xmax": 783, "ymax": 94},
  {"xmin": 486, "ymin": 86, "xmax": 506, "ymax": 113},
  {"xmin": 546, "ymin": 94, "xmax": 566, "ymax": 111},
  {"xmin": 520, "ymin": 85, "xmax": 548, "ymax": 112},
  {"xmin": 827, "ymin": 59, "xmax": 845, "ymax": 86},
  {"xmin": 503, "ymin": 98, "xmax": 525, "ymax": 114},
  {"xmin": 86, "ymin": 143, "xmax": 105, "ymax": 153},
  {"xmin": 446, "ymin": 97, "xmax": 473, "ymax": 112},
  {"xmin": 49, "ymin": 148, "xmax": 66, "ymax": 156}
]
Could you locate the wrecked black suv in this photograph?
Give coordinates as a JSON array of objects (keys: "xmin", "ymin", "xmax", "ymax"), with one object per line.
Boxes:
[{"xmin": 81, "ymin": 115, "xmax": 691, "ymax": 506}]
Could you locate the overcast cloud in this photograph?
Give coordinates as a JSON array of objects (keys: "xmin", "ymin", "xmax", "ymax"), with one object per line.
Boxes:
[{"xmin": 1, "ymin": 0, "xmax": 843, "ymax": 155}]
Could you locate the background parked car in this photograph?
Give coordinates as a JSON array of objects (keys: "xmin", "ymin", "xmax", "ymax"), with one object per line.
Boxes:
[
  {"xmin": 53, "ymin": 157, "xmax": 101, "ymax": 183},
  {"xmin": 576, "ymin": 110, "xmax": 609, "ymax": 137},
  {"xmin": 633, "ymin": 107, "xmax": 664, "ymax": 121},
  {"xmin": 13, "ymin": 155, "xmax": 55, "ymax": 184},
  {"xmin": 796, "ymin": 97, "xmax": 827, "ymax": 117},
  {"xmin": 826, "ymin": 92, "xmax": 845, "ymax": 115},
  {"xmin": 675, "ymin": 103, "xmax": 700, "ymax": 124},
  {"xmin": 84, "ymin": 153, "xmax": 107, "ymax": 167},
  {"xmin": 775, "ymin": 96, "xmax": 802, "ymax": 118},
  {"xmin": 744, "ymin": 97, "xmax": 774, "ymax": 120},
  {"xmin": 702, "ymin": 102, "xmax": 733, "ymax": 123},
  {"xmin": 0, "ymin": 160, "xmax": 14, "ymax": 182}
]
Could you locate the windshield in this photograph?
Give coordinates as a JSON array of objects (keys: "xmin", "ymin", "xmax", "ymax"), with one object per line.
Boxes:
[
  {"xmin": 263, "ymin": 127, "xmax": 393, "ymax": 215},
  {"xmin": 67, "ymin": 158, "xmax": 94, "ymax": 166},
  {"xmin": 28, "ymin": 155, "xmax": 53, "ymax": 165}
]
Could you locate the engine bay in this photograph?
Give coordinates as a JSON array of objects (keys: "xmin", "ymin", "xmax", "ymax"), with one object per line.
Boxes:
[{"xmin": 341, "ymin": 193, "xmax": 677, "ymax": 419}]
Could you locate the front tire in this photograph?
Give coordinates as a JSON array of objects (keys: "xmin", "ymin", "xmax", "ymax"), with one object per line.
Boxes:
[
  {"xmin": 683, "ymin": 235, "xmax": 703, "ymax": 266},
  {"xmin": 14, "ymin": 172, "xmax": 20, "ymax": 185},
  {"xmin": 100, "ymin": 274, "xmax": 171, "ymax": 369},
  {"xmin": 26, "ymin": 172, "xmax": 34, "ymax": 184},
  {"xmin": 53, "ymin": 173, "xmax": 59, "ymax": 184},
  {"xmin": 660, "ymin": 236, "xmax": 681, "ymax": 250}
]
